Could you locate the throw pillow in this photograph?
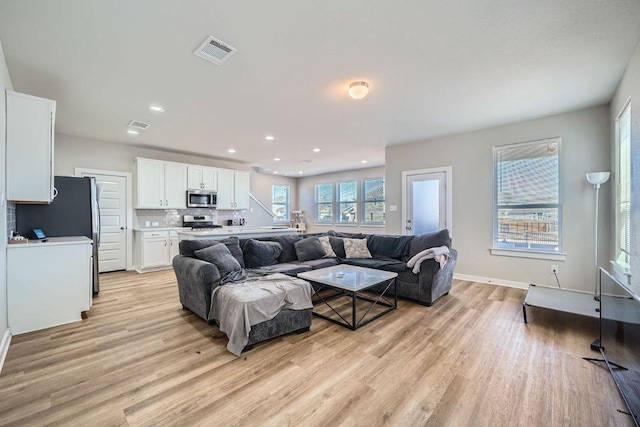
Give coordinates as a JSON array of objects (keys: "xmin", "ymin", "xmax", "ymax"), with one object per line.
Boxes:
[
  {"xmin": 272, "ymin": 234, "xmax": 302, "ymax": 263},
  {"xmin": 294, "ymin": 236, "xmax": 326, "ymax": 262},
  {"xmin": 194, "ymin": 243, "xmax": 242, "ymax": 277},
  {"xmin": 318, "ymin": 236, "xmax": 337, "ymax": 257},
  {"xmin": 243, "ymin": 239, "xmax": 283, "ymax": 268},
  {"xmin": 219, "ymin": 236, "xmax": 245, "ymax": 268},
  {"xmin": 328, "ymin": 236, "xmax": 346, "ymax": 258},
  {"xmin": 343, "ymin": 238, "xmax": 372, "ymax": 259}
]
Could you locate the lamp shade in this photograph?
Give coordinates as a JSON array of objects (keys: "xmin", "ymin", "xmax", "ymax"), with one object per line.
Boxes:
[
  {"xmin": 586, "ymin": 172, "xmax": 610, "ymax": 185},
  {"xmin": 348, "ymin": 81, "xmax": 369, "ymax": 99}
]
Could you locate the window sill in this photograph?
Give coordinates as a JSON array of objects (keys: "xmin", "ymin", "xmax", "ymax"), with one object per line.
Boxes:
[
  {"xmin": 490, "ymin": 248, "xmax": 567, "ymax": 261},
  {"xmin": 610, "ymin": 260, "xmax": 631, "ymax": 287}
]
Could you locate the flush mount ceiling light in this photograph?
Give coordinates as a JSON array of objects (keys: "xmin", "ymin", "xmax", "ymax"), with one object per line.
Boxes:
[
  {"xmin": 348, "ymin": 81, "xmax": 369, "ymax": 99},
  {"xmin": 265, "ymin": 135, "xmax": 275, "ymax": 141},
  {"xmin": 149, "ymin": 104, "xmax": 164, "ymax": 113}
]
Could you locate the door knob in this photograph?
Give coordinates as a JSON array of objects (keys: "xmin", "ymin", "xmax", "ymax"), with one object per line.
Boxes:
[
  {"xmin": 406, "ymin": 226, "xmax": 412, "ymax": 230},
  {"xmin": 120, "ymin": 227, "xmax": 125, "ymax": 230}
]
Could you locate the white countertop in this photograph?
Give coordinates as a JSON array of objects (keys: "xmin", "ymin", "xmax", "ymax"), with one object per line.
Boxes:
[
  {"xmin": 178, "ymin": 226, "xmax": 299, "ymax": 240},
  {"xmin": 133, "ymin": 227, "xmax": 192, "ymax": 232},
  {"xmin": 7, "ymin": 236, "xmax": 93, "ymax": 248}
]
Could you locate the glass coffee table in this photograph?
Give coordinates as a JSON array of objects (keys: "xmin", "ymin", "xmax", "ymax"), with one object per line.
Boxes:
[{"xmin": 297, "ymin": 265, "xmax": 398, "ymax": 330}]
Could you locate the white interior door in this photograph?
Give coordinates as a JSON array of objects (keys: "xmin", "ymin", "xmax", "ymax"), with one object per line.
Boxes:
[
  {"xmin": 402, "ymin": 167, "xmax": 452, "ymax": 236},
  {"xmin": 82, "ymin": 173, "xmax": 127, "ymax": 272}
]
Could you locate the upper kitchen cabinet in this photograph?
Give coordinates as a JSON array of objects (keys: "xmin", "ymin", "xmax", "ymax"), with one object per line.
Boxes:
[
  {"xmin": 187, "ymin": 165, "xmax": 217, "ymax": 191},
  {"xmin": 217, "ymin": 169, "xmax": 249, "ymax": 210},
  {"xmin": 6, "ymin": 91, "xmax": 56, "ymax": 203},
  {"xmin": 136, "ymin": 158, "xmax": 187, "ymax": 209}
]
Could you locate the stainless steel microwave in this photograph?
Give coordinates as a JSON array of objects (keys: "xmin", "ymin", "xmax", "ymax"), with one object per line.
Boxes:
[{"xmin": 186, "ymin": 190, "xmax": 217, "ymax": 208}]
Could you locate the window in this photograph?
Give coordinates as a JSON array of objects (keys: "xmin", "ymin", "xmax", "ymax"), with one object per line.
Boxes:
[
  {"xmin": 362, "ymin": 178, "xmax": 385, "ymax": 224},
  {"xmin": 493, "ymin": 137, "xmax": 561, "ymax": 253},
  {"xmin": 315, "ymin": 183, "xmax": 333, "ymax": 223},
  {"xmin": 272, "ymin": 184, "xmax": 290, "ymax": 222},
  {"xmin": 616, "ymin": 102, "xmax": 631, "ymax": 268},
  {"xmin": 337, "ymin": 181, "xmax": 357, "ymax": 223}
]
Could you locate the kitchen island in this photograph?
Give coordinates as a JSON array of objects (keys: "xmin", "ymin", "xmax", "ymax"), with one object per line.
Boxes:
[{"xmin": 178, "ymin": 226, "xmax": 300, "ymax": 241}]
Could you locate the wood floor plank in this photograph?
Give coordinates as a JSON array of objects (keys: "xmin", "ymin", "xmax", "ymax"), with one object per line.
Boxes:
[{"xmin": 0, "ymin": 269, "xmax": 635, "ymax": 426}]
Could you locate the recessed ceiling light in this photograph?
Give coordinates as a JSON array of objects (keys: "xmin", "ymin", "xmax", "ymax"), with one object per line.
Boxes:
[
  {"xmin": 361, "ymin": 160, "xmax": 368, "ymax": 164},
  {"xmin": 228, "ymin": 149, "xmax": 236, "ymax": 154},
  {"xmin": 273, "ymin": 171, "xmax": 279, "ymax": 174},
  {"xmin": 265, "ymin": 135, "xmax": 275, "ymax": 141},
  {"xmin": 312, "ymin": 148, "xmax": 321, "ymax": 153},
  {"xmin": 298, "ymin": 171, "xmax": 304, "ymax": 174},
  {"xmin": 149, "ymin": 104, "xmax": 165, "ymax": 113},
  {"xmin": 126, "ymin": 129, "xmax": 139, "ymax": 135},
  {"xmin": 348, "ymin": 81, "xmax": 369, "ymax": 99},
  {"xmin": 274, "ymin": 157, "xmax": 281, "ymax": 161}
]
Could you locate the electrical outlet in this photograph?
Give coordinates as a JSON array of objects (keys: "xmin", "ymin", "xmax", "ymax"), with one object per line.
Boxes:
[{"xmin": 551, "ymin": 265, "xmax": 559, "ymax": 274}]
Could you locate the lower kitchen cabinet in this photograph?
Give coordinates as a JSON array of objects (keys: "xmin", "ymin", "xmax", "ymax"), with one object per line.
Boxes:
[
  {"xmin": 7, "ymin": 237, "xmax": 93, "ymax": 335},
  {"xmin": 134, "ymin": 229, "xmax": 181, "ymax": 272}
]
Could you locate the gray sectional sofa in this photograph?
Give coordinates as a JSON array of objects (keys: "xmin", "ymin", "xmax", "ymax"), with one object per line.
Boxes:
[{"xmin": 173, "ymin": 229, "xmax": 457, "ymax": 328}]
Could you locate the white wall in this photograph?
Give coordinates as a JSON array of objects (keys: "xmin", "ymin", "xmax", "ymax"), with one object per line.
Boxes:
[
  {"xmin": 611, "ymin": 41, "xmax": 640, "ymax": 297},
  {"xmin": 0, "ymin": 39, "xmax": 13, "ymax": 369},
  {"xmin": 386, "ymin": 106, "xmax": 611, "ymax": 291},
  {"xmin": 55, "ymin": 134, "xmax": 248, "ymax": 176},
  {"xmin": 298, "ymin": 166, "xmax": 386, "ymax": 234},
  {"xmin": 249, "ymin": 171, "xmax": 298, "ymax": 220}
]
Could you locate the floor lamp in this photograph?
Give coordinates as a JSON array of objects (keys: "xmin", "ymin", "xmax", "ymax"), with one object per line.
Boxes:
[{"xmin": 586, "ymin": 171, "xmax": 610, "ymax": 295}]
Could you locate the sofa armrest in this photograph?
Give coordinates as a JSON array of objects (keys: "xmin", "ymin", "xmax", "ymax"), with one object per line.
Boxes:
[
  {"xmin": 414, "ymin": 248, "xmax": 457, "ymax": 306},
  {"xmin": 173, "ymin": 255, "xmax": 221, "ymax": 321}
]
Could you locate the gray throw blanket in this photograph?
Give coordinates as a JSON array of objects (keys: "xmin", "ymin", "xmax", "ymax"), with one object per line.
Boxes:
[{"xmin": 209, "ymin": 271, "xmax": 313, "ymax": 355}]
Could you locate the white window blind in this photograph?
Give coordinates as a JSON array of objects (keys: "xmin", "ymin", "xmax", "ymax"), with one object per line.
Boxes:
[
  {"xmin": 315, "ymin": 183, "xmax": 333, "ymax": 223},
  {"xmin": 494, "ymin": 137, "xmax": 562, "ymax": 252},
  {"xmin": 616, "ymin": 103, "xmax": 631, "ymax": 266},
  {"xmin": 272, "ymin": 184, "xmax": 290, "ymax": 222}
]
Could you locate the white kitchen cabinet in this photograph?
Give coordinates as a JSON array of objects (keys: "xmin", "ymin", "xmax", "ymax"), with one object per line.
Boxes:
[
  {"xmin": 7, "ymin": 237, "xmax": 92, "ymax": 335},
  {"xmin": 216, "ymin": 169, "xmax": 249, "ymax": 210},
  {"xmin": 187, "ymin": 165, "xmax": 217, "ymax": 191},
  {"xmin": 135, "ymin": 230, "xmax": 182, "ymax": 272},
  {"xmin": 136, "ymin": 158, "xmax": 187, "ymax": 209},
  {"xmin": 6, "ymin": 91, "xmax": 56, "ymax": 203}
]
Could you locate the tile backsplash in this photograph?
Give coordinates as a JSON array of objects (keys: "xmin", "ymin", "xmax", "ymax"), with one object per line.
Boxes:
[
  {"xmin": 134, "ymin": 208, "xmax": 247, "ymax": 228},
  {"xmin": 6, "ymin": 201, "xmax": 16, "ymax": 238}
]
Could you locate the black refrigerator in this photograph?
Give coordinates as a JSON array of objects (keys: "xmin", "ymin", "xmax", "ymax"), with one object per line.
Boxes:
[{"xmin": 16, "ymin": 176, "xmax": 101, "ymax": 294}]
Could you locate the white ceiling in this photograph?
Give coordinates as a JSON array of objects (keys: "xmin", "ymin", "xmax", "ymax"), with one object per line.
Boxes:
[{"xmin": 1, "ymin": 1, "xmax": 639, "ymax": 176}]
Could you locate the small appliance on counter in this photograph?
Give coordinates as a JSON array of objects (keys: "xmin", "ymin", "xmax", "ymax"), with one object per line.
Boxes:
[
  {"xmin": 226, "ymin": 218, "xmax": 246, "ymax": 226},
  {"xmin": 183, "ymin": 215, "xmax": 223, "ymax": 230}
]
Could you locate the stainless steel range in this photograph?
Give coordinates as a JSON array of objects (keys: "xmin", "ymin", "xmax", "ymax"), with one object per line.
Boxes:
[{"xmin": 182, "ymin": 215, "xmax": 223, "ymax": 230}]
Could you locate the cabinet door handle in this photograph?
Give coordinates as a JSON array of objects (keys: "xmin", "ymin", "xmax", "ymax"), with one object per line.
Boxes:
[
  {"xmin": 165, "ymin": 200, "xmax": 168, "ymax": 206},
  {"xmin": 170, "ymin": 240, "xmax": 173, "ymax": 246},
  {"xmin": 160, "ymin": 199, "xmax": 163, "ymax": 206},
  {"xmin": 164, "ymin": 240, "xmax": 167, "ymax": 246}
]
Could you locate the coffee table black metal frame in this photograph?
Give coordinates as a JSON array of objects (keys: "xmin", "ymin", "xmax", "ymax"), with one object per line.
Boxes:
[{"xmin": 298, "ymin": 266, "xmax": 398, "ymax": 331}]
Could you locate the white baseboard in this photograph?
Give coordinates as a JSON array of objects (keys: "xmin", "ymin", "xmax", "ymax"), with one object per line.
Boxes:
[
  {"xmin": 453, "ymin": 273, "xmax": 530, "ymax": 290},
  {"xmin": 0, "ymin": 328, "xmax": 12, "ymax": 374}
]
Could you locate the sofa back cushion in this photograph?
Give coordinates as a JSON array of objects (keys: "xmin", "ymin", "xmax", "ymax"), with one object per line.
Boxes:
[
  {"xmin": 180, "ymin": 237, "xmax": 245, "ymax": 268},
  {"xmin": 367, "ymin": 234, "xmax": 414, "ymax": 259},
  {"xmin": 294, "ymin": 236, "xmax": 326, "ymax": 261},
  {"xmin": 272, "ymin": 234, "xmax": 302, "ymax": 263},
  {"xmin": 328, "ymin": 237, "xmax": 346, "ymax": 258},
  {"xmin": 194, "ymin": 243, "xmax": 242, "ymax": 277},
  {"xmin": 243, "ymin": 239, "xmax": 283, "ymax": 268},
  {"xmin": 409, "ymin": 229, "xmax": 451, "ymax": 258}
]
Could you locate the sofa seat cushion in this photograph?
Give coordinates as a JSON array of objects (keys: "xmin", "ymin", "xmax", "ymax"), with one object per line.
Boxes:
[
  {"xmin": 243, "ymin": 239, "xmax": 283, "ymax": 268},
  {"xmin": 255, "ymin": 263, "xmax": 312, "ymax": 276},
  {"xmin": 300, "ymin": 258, "xmax": 339, "ymax": 269},
  {"xmin": 340, "ymin": 256, "xmax": 407, "ymax": 273}
]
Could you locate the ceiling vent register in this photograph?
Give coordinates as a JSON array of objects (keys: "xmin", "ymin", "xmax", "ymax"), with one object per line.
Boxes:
[
  {"xmin": 194, "ymin": 36, "xmax": 237, "ymax": 65},
  {"xmin": 128, "ymin": 120, "xmax": 150, "ymax": 130}
]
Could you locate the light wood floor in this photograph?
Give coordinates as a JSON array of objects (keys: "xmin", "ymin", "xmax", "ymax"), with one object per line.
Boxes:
[{"xmin": 0, "ymin": 270, "xmax": 633, "ymax": 427}]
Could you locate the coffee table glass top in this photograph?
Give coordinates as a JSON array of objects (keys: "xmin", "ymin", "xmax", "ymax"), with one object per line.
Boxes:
[{"xmin": 298, "ymin": 265, "xmax": 397, "ymax": 292}]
